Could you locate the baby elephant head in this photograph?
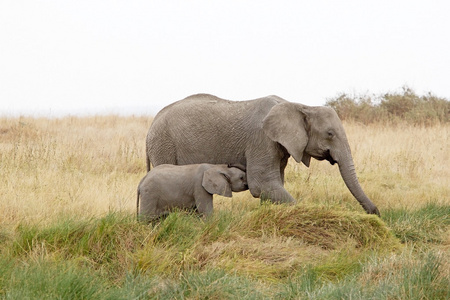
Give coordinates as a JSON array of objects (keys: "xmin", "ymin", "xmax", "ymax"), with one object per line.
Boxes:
[{"xmin": 202, "ymin": 164, "xmax": 248, "ymax": 197}]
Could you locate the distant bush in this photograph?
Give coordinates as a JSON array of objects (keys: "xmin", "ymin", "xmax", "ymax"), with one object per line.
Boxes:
[{"xmin": 326, "ymin": 86, "xmax": 450, "ymax": 125}]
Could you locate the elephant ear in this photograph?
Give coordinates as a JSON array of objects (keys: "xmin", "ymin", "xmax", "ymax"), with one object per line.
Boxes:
[
  {"xmin": 262, "ymin": 102, "xmax": 310, "ymax": 167},
  {"xmin": 202, "ymin": 168, "xmax": 233, "ymax": 197}
]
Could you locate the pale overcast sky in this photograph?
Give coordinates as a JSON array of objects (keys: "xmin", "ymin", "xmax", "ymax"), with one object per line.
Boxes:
[{"xmin": 1, "ymin": 1, "xmax": 449, "ymax": 116}]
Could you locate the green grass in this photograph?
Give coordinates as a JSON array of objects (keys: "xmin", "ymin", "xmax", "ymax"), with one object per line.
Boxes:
[
  {"xmin": 277, "ymin": 250, "xmax": 448, "ymax": 299},
  {"xmin": 0, "ymin": 258, "xmax": 157, "ymax": 299},
  {"xmin": 1, "ymin": 202, "xmax": 448, "ymax": 299},
  {"xmin": 143, "ymin": 269, "xmax": 269, "ymax": 299},
  {"xmin": 384, "ymin": 202, "xmax": 450, "ymax": 245}
]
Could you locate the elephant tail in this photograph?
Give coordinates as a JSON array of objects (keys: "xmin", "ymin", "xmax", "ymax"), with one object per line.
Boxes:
[
  {"xmin": 136, "ymin": 185, "xmax": 141, "ymax": 221},
  {"xmin": 146, "ymin": 153, "xmax": 151, "ymax": 172}
]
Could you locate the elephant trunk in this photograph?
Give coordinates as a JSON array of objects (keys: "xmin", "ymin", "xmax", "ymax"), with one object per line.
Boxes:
[{"xmin": 336, "ymin": 150, "xmax": 380, "ymax": 216}]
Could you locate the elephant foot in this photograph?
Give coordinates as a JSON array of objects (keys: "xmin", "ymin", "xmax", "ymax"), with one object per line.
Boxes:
[{"xmin": 259, "ymin": 189, "xmax": 297, "ymax": 205}]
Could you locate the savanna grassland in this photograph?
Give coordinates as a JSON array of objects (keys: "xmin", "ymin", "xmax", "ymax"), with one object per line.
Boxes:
[{"xmin": 0, "ymin": 91, "xmax": 449, "ymax": 299}]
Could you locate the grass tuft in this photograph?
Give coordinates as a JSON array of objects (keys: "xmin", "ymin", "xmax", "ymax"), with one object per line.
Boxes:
[{"xmin": 236, "ymin": 204, "xmax": 399, "ymax": 250}]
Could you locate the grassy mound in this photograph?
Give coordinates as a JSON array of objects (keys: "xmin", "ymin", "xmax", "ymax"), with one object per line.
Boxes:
[
  {"xmin": 236, "ymin": 204, "xmax": 397, "ymax": 250},
  {"xmin": 134, "ymin": 204, "xmax": 400, "ymax": 281},
  {"xmin": 1, "ymin": 203, "xmax": 448, "ymax": 298}
]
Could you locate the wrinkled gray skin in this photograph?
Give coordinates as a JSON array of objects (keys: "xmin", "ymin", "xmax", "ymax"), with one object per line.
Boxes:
[
  {"xmin": 146, "ymin": 94, "xmax": 380, "ymax": 216},
  {"xmin": 137, "ymin": 163, "xmax": 248, "ymax": 222}
]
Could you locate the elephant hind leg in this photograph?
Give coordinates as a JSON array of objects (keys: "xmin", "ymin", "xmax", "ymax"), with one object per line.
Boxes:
[
  {"xmin": 148, "ymin": 146, "xmax": 177, "ymax": 167},
  {"xmin": 147, "ymin": 132, "xmax": 178, "ymax": 167}
]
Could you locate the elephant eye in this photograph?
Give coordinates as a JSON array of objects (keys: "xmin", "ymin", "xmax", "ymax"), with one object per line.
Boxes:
[{"xmin": 327, "ymin": 130, "xmax": 335, "ymax": 139}]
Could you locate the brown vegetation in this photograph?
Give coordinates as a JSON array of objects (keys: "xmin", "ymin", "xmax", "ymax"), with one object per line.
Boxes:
[
  {"xmin": 0, "ymin": 94, "xmax": 448, "ymax": 297},
  {"xmin": 326, "ymin": 86, "xmax": 450, "ymax": 125}
]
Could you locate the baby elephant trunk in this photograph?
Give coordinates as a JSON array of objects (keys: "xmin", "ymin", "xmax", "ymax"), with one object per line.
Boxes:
[{"xmin": 227, "ymin": 163, "xmax": 246, "ymax": 172}]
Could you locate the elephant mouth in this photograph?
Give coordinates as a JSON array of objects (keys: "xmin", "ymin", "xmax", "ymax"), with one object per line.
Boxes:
[
  {"xmin": 325, "ymin": 150, "xmax": 337, "ymax": 165},
  {"xmin": 318, "ymin": 150, "xmax": 337, "ymax": 165},
  {"xmin": 311, "ymin": 150, "xmax": 337, "ymax": 165}
]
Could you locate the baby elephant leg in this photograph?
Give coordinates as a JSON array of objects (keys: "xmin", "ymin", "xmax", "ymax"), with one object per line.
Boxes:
[
  {"xmin": 137, "ymin": 186, "xmax": 161, "ymax": 223},
  {"xmin": 195, "ymin": 193, "xmax": 214, "ymax": 217}
]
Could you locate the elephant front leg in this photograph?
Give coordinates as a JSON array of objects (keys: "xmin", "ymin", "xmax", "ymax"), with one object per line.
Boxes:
[
  {"xmin": 194, "ymin": 192, "xmax": 214, "ymax": 217},
  {"xmin": 260, "ymin": 188, "xmax": 296, "ymax": 204},
  {"xmin": 247, "ymin": 172, "xmax": 296, "ymax": 204},
  {"xmin": 246, "ymin": 149, "xmax": 297, "ymax": 205}
]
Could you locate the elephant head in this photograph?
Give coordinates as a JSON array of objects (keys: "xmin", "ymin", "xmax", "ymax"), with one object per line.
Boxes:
[
  {"xmin": 202, "ymin": 164, "xmax": 248, "ymax": 197},
  {"xmin": 263, "ymin": 102, "xmax": 380, "ymax": 216}
]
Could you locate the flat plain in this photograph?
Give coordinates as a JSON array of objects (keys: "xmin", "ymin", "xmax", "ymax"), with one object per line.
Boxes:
[{"xmin": 0, "ymin": 115, "xmax": 448, "ymax": 299}]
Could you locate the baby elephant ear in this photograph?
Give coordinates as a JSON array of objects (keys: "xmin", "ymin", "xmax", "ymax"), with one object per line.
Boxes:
[{"xmin": 202, "ymin": 168, "xmax": 233, "ymax": 197}]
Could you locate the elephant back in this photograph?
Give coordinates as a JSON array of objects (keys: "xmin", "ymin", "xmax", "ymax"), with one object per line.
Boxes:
[{"xmin": 146, "ymin": 94, "xmax": 282, "ymax": 167}]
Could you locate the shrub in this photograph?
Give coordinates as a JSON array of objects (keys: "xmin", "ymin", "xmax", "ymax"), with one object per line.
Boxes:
[{"xmin": 326, "ymin": 86, "xmax": 450, "ymax": 125}]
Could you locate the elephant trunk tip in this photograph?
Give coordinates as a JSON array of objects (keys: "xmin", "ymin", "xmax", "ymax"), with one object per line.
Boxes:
[{"xmin": 365, "ymin": 204, "xmax": 381, "ymax": 217}]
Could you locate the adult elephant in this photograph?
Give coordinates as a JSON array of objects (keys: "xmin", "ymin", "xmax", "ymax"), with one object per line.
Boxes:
[{"xmin": 146, "ymin": 94, "xmax": 380, "ymax": 216}]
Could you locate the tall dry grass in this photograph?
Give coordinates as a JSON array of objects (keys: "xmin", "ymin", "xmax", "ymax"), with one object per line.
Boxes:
[
  {"xmin": 1, "ymin": 115, "xmax": 448, "ymax": 298},
  {"xmin": 284, "ymin": 122, "xmax": 449, "ymax": 211},
  {"xmin": 1, "ymin": 116, "xmax": 448, "ymax": 226},
  {"xmin": 0, "ymin": 116, "xmax": 151, "ymax": 226}
]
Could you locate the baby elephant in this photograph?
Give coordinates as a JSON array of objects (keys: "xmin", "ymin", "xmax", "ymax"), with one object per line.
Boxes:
[{"xmin": 137, "ymin": 163, "xmax": 248, "ymax": 222}]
